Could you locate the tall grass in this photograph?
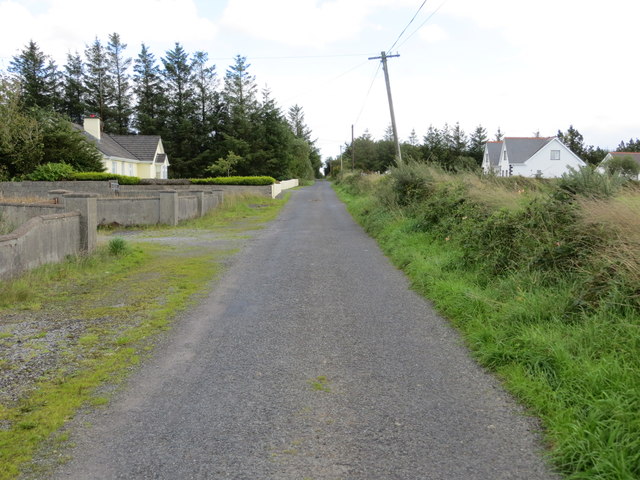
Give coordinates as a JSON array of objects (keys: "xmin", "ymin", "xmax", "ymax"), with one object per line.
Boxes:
[{"xmin": 335, "ymin": 164, "xmax": 640, "ymax": 479}]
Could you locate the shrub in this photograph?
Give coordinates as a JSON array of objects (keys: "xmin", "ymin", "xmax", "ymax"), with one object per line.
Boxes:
[
  {"xmin": 25, "ymin": 162, "xmax": 76, "ymax": 181},
  {"xmin": 557, "ymin": 166, "xmax": 627, "ymax": 198},
  {"xmin": 190, "ymin": 176, "xmax": 276, "ymax": 186},
  {"xmin": 107, "ymin": 237, "xmax": 128, "ymax": 256}
]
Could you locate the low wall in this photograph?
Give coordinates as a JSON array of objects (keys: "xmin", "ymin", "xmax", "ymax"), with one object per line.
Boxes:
[
  {"xmin": 0, "ymin": 212, "xmax": 81, "ymax": 279},
  {"xmin": 119, "ymin": 184, "xmax": 269, "ymax": 198},
  {"xmin": 178, "ymin": 195, "xmax": 198, "ymax": 222},
  {"xmin": 0, "ymin": 181, "xmax": 116, "ymax": 198},
  {"xmin": 272, "ymin": 179, "xmax": 299, "ymax": 198},
  {"xmin": 97, "ymin": 197, "xmax": 160, "ymax": 226},
  {"xmin": 0, "ymin": 202, "xmax": 64, "ymax": 229}
]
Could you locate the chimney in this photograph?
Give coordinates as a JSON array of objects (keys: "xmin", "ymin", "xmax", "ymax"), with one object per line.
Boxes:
[{"xmin": 83, "ymin": 114, "xmax": 102, "ymax": 140}]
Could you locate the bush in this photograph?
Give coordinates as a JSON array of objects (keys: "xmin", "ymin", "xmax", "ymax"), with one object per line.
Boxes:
[
  {"xmin": 558, "ymin": 166, "xmax": 627, "ymax": 198},
  {"xmin": 190, "ymin": 176, "xmax": 276, "ymax": 186},
  {"xmin": 107, "ymin": 237, "xmax": 128, "ymax": 256},
  {"xmin": 25, "ymin": 162, "xmax": 77, "ymax": 181}
]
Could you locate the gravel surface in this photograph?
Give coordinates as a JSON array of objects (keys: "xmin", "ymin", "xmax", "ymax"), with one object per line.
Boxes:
[{"xmin": 51, "ymin": 181, "xmax": 557, "ymax": 479}]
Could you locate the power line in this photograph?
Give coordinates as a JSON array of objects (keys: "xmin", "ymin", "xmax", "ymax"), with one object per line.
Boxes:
[
  {"xmin": 388, "ymin": 0, "xmax": 428, "ymax": 52},
  {"xmin": 353, "ymin": 62, "xmax": 382, "ymax": 126},
  {"xmin": 209, "ymin": 53, "xmax": 375, "ymax": 62},
  {"xmin": 396, "ymin": 0, "xmax": 449, "ymax": 51}
]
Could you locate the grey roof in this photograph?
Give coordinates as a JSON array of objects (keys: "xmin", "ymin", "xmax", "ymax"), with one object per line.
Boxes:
[
  {"xmin": 504, "ymin": 137, "xmax": 553, "ymax": 164},
  {"xmin": 154, "ymin": 153, "xmax": 166, "ymax": 164},
  {"xmin": 74, "ymin": 124, "xmax": 162, "ymax": 163},
  {"xmin": 485, "ymin": 141, "xmax": 502, "ymax": 167},
  {"xmin": 110, "ymin": 135, "xmax": 162, "ymax": 162}
]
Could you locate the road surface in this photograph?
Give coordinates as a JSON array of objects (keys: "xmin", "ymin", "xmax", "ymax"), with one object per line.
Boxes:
[{"xmin": 53, "ymin": 181, "xmax": 556, "ymax": 479}]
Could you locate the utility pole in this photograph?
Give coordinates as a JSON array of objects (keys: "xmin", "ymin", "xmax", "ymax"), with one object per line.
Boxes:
[
  {"xmin": 369, "ymin": 51, "xmax": 402, "ymax": 163},
  {"xmin": 351, "ymin": 124, "xmax": 355, "ymax": 170}
]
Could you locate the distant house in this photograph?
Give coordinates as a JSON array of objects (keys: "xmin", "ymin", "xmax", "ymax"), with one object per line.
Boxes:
[
  {"xmin": 599, "ymin": 152, "xmax": 640, "ymax": 179},
  {"xmin": 80, "ymin": 116, "xmax": 169, "ymax": 179},
  {"xmin": 481, "ymin": 141, "xmax": 502, "ymax": 175},
  {"xmin": 483, "ymin": 137, "xmax": 585, "ymax": 178}
]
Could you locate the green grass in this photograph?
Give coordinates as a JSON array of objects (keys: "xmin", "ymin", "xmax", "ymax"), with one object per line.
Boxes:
[
  {"xmin": 0, "ymin": 193, "xmax": 289, "ymax": 479},
  {"xmin": 335, "ymin": 182, "xmax": 640, "ymax": 480}
]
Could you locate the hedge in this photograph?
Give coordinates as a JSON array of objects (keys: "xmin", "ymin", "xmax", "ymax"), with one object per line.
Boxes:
[
  {"xmin": 69, "ymin": 172, "xmax": 141, "ymax": 184},
  {"xmin": 189, "ymin": 176, "xmax": 276, "ymax": 186}
]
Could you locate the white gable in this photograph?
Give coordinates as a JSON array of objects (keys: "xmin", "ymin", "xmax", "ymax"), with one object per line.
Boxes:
[{"xmin": 512, "ymin": 138, "xmax": 585, "ymax": 178}]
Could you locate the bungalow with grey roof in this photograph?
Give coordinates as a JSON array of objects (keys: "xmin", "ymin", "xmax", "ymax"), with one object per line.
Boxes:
[
  {"xmin": 80, "ymin": 116, "xmax": 169, "ymax": 179},
  {"xmin": 483, "ymin": 137, "xmax": 585, "ymax": 178}
]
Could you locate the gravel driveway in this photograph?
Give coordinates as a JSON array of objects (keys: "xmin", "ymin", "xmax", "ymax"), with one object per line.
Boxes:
[{"xmin": 51, "ymin": 181, "xmax": 557, "ymax": 479}]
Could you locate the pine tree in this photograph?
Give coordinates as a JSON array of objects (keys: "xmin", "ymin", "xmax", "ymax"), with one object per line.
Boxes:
[
  {"xmin": 84, "ymin": 38, "xmax": 113, "ymax": 128},
  {"xmin": 62, "ymin": 51, "xmax": 86, "ymax": 123},
  {"xmin": 162, "ymin": 43, "xmax": 197, "ymax": 176},
  {"xmin": 133, "ymin": 43, "xmax": 165, "ymax": 134},
  {"xmin": 106, "ymin": 32, "xmax": 132, "ymax": 134},
  {"xmin": 9, "ymin": 40, "xmax": 57, "ymax": 109},
  {"xmin": 468, "ymin": 124, "xmax": 488, "ymax": 164}
]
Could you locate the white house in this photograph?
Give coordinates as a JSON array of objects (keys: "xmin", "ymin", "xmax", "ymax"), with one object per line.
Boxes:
[
  {"xmin": 599, "ymin": 152, "xmax": 640, "ymax": 179},
  {"xmin": 481, "ymin": 141, "xmax": 502, "ymax": 175},
  {"xmin": 484, "ymin": 137, "xmax": 585, "ymax": 178},
  {"xmin": 80, "ymin": 116, "xmax": 169, "ymax": 179}
]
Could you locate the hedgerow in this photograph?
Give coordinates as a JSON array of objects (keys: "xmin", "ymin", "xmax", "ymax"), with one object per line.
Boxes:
[
  {"xmin": 335, "ymin": 164, "xmax": 640, "ymax": 479},
  {"xmin": 189, "ymin": 176, "xmax": 276, "ymax": 186}
]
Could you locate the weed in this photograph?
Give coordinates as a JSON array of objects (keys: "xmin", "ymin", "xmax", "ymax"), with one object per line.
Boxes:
[
  {"xmin": 108, "ymin": 237, "xmax": 128, "ymax": 256},
  {"xmin": 308, "ymin": 375, "xmax": 331, "ymax": 392}
]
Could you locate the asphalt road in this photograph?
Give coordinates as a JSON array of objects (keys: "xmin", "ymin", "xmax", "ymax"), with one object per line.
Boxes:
[{"xmin": 52, "ymin": 181, "xmax": 556, "ymax": 479}]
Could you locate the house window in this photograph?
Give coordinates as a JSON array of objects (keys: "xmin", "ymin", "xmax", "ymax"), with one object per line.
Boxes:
[
  {"xmin": 129, "ymin": 164, "xmax": 133, "ymax": 176},
  {"xmin": 550, "ymin": 150, "xmax": 560, "ymax": 160},
  {"xmin": 112, "ymin": 161, "xmax": 117, "ymax": 174}
]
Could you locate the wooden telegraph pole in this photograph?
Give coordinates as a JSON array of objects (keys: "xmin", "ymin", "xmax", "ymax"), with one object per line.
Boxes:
[{"xmin": 369, "ymin": 51, "xmax": 402, "ymax": 163}]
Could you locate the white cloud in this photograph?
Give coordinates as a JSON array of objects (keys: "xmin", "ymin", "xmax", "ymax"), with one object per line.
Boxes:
[
  {"xmin": 0, "ymin": 0, "xmax": 217, "ymax": 64},
  {"xmin": 418, "ymin": 24, "xmax": 448, "ymax": 44},
  {"xmin": 220, "ymin": 0, "xmax": 375, "ymax": 48}
]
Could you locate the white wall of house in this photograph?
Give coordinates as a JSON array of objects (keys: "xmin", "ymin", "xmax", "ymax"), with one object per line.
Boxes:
[
  {"xmin": 498, "ymin": 144, "xmax": 510, "ymax": 176},
  {"xmin": 515, "ymin": 138, "xmax": 585, "ymax": 178}
]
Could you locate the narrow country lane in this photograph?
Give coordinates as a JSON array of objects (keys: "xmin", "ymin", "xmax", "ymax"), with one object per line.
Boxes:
[{"xmin": 52, "ymin": 182, "xmax": 556, "ymax": 479}]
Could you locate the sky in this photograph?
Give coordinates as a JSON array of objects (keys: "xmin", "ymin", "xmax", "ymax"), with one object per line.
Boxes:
[{"xmin": 0, "ymin": 0, "xmax": 638, "ymax": 160}]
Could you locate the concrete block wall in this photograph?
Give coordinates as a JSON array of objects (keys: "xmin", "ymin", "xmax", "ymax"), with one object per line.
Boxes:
[
  {"xmin": 0, "ymin": 181, "xmax": 116, "ymax": 198},
  {"xmin": 0, "ymin": 202, "xmax": 65, "ymax": 230},
  {"xmin": 178, "ymin": 195, "xmax": 198, "ymax": 222},
  {"xmin": 0, "ymin": 212, "xmax": 82, "ymax": 278},
  {"xmin": 97, "ymin": 197, "xmax": 161, "ymax": 226}
]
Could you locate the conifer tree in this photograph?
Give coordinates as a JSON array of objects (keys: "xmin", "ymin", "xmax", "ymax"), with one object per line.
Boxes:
[
  {"xmin": 62, "ymin": 51, "xmax": 86, "ymax": 123},
  {"xmin": 106, "ymin": 32, "xmax": 132, "ymax": 134},
  {"xmin": 133, "ymin": 43, "xmax": 165, "ymax": 134},
  {"xmin": 9, "ymin": 40, "xmax": 57, "ymax": 109},
  {"xmin": 84, "ymin": 38, "xmax": 113, "ymax": 128}
]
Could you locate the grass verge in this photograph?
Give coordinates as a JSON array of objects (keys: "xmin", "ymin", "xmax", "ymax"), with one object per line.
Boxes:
[
  {"xmin": 0, "ymin": 194, "xmax": 288, "ymax": 479},
  {"xmin": 335, "ymin": 178, "xmax": 640, "ymax": 480}
]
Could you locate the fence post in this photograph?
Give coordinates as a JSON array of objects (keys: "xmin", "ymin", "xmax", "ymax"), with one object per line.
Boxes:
[
  {"xmin": 157, "ymin": 190, "xmax": 178, "ymax": 226},
  {"xmin": 63, "ymin": 193, "xmax": 98, "ymax": 252}
]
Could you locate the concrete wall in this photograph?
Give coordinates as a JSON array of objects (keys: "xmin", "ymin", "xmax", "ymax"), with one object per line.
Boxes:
[
  {"xmin": 272, "ymin": 179, "xmax": 299, "ymax": 198},
  {"xmin": 0, "ymin": 181, "xmax": 116, "ymax": 198},
  {"xmin": 178, "ymin": 195, "xmax": 198, "ymax": 222},
  {"xmin": 97, "ymin": 197, "xmax": 160, "ymax": 226},
  {"xmin": 0, "ymin": 213, "xmax": 82, "ymax": 279},
  {"xmin": 0, "ymin": 202, "xmax": 64, "ymax": 229}
]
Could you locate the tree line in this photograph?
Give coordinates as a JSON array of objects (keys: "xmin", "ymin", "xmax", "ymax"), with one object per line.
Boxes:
[
  {"xmin": 326, "ymin": 123, "xmax": 639, "ymax": 175},
  {"xmin": 2, "ymin": 35, "xmax": 322, "ymax": 180}
]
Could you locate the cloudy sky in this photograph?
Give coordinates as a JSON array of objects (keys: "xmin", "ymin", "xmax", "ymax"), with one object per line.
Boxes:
[{"xmin": 0, "ymin": 0, "xmax": 638, "ymax": 159}]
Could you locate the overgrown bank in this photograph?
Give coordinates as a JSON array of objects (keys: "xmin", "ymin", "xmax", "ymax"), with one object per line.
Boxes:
[
  {"xmin": 0, "ymin": 194, "xmax": 287, "ymax": 479},
  {"xmin": 334, "ymin": 166, "xmax": 640, "ymax": 479}
]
